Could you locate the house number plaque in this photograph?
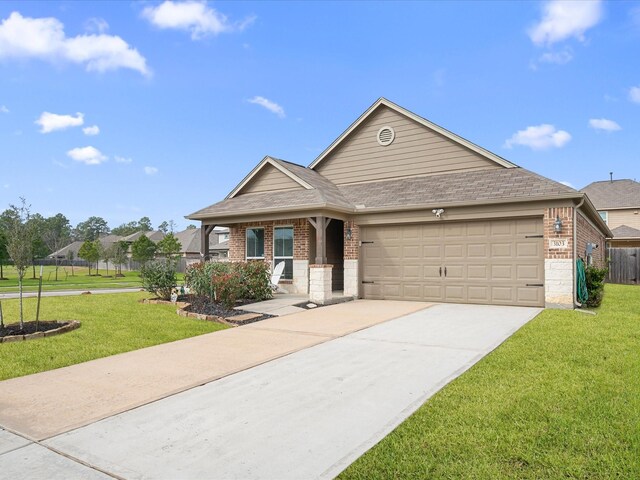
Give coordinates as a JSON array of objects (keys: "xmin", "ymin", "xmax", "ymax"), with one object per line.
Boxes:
[{"xmin": 548, "ymin": 238, "xmax": 568, "ymax": 249}]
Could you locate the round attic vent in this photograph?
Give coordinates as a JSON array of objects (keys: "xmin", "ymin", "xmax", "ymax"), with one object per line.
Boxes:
[{"xmin": 377, "ymin": 126, "xmax": 395, "ymax": 146}]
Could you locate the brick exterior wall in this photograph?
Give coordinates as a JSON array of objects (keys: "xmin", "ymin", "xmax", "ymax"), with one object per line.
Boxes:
[
  {"xmin": 576, "ymin": 211, "xmax": 606, "ymax": 267},
  {"xmin": 544, "ymin": 207, "xmax": 573, "ymax": 259},
  {"xmin": 344, "ymin": 220, "xmax": 360, "ymax": 261},
  {"xmin": 229, "ymin": 218, "xmax": 311, "ymax": 263}
]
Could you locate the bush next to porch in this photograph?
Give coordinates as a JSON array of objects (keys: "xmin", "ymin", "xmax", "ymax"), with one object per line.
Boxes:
[{"xmin": 185, "ymin": 261, "xmax": 272, "ymax": 309}]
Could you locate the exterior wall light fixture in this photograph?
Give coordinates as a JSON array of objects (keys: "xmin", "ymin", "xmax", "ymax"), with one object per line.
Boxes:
[
  {"xmin": 554, "ymin": 216, "xmax": 563, "ymax": 234},
  {"xmin": 346, "ymin": 227, "xmax": 352, "ymax": 241}
]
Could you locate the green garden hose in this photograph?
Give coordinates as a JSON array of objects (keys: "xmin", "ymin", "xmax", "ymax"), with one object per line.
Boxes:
[{"xmin": 576, "ymin": 258, "xmax": 588, "ymax": 304}]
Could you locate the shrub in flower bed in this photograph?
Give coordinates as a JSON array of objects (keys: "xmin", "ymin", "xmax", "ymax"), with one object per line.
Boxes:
[
  {"xmin": 585, "ymin": 265, "xmax": 608, "ymax": 308},
  {"xmin": 185, "ymin": 261, "xmax": 272, "ymax": 309},
  {"xmin": 141, "ymin": 260, "xmax": 178, "ymax": 301}
]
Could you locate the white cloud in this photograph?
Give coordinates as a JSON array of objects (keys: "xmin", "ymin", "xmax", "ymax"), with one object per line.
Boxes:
[
  {"xmin": 142, "ymin": 1, "xmax": 255, "ymax": 40},
  {"xmin": 248, "ymin": 96, "xmax": 285, "ymax": 118},
  {"xmin": 504, "ymin": 124, "xmax": 571, "ymax": 150},
  {"xmin": 0, "ymin": 105, "xmax": 8, "ymax": 113},
  {"xmin": 67, "ymin": 146, "xmax": 107, "ymax": 165},
  {"xmin": 629, "ymin": 86, "xmax": 640, "ymax": 104},
  {"xmin": 114, "ymin": 155, "xmax": 133, "ymax": 164},
  {"xmin": 589, "ymin": 118, "xmax": 621, "ymax": 132},
  {"xmin": 529, "ymin": 0, "xmax": 603, "ymax": 46},
  {"xmin": 84, "ymin": 17, "xmax": 109, "ymax": 34},
  {"xmin": 35, "ymin": 111, "xmax": 84, "ymax": 133},
  {"xmin": 144, "ymin": 166, "xmax": 158, "ymax": 175},
  {"xmin": 538, "ymin": 48, "xmax": 573, "ymax": 65},
  {"xmin": 0, "ymin": 12, "xmax": 149, "ymax": 76},
  {"xmin": 560, "ymin": 180, "xmax": 575, "ymax": 189},
  {"xmin": 52, "ymin": 159, "xmax": 69, "ymax": 169},
  {"xmin": 82, "ymin": 125, "xmax": 100, "ymax": 136}
]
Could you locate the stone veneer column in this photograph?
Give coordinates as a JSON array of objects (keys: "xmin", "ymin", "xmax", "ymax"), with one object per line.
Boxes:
[
  {"xmin": 292, "ymin": 260, "xmax": 309, "ymax": 294},
  {"xmin": 309, "ymin": 264, "xmax": 332, "ymax": 304}
]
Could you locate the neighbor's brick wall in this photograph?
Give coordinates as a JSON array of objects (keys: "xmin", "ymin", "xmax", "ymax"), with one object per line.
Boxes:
[
  {"xmin": 544, "ymin": 207, "xmax": 573, "ymax": 259},
  {"xmin": 344, "ymin": 221, "xmax": 360, "ymax": 260},
  {"xmin": 229, "ymin": 218, "xmax": 310, "ymax": 263},
  {"xmin": 576, "ymin": 212, "xmax": 606, "ymax": 267}
]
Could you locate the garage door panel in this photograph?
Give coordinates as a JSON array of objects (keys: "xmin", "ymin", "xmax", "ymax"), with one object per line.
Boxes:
[
  {"xmin": 491, "ymin": 264, "xmax": 514, "ymax": 281},
  {"xmin": 402, "ymin": 265, "xmax": 421, "ymax": 279},
  {"xmin": 516, "ymin": 242, "xmax": 541, "ymax": 257},
  {"xmin": 517, "ymin": 264, "xmax": 541, "ymax": 281},
  {"xmin": 491, "ymin": 287, "xmax": 515, "ymax": 303},
  {"xmin": 467, "ymin": 265, "xmax": 488, "ymax": 280},
  {"xmin": 445, "ymin": 265, "xmax": 464, "ymax": 280},
  {"xmin": 467, "ymin": 244, "xmax": 488, "ymax": 258},
  {"xmin": 361, "ymin": 218, "xmax": 544, "ymax": 307},
  {"xmin": 468, "ymin": 286, "xmax": 490, "ymax": 302},
  {"xmin": 444, "ymin": 244, "xmax": 464, "ymax": 259},
  {"xmin": 492, "ymin": 243, "xmax": 513, "ymax": 257},
  {"xmin": 445, "ymin": 285, "xmax": 465, "ymax": 302},
  {"xmin": 423, "ymin": 245, "xmax": 441, "ymax": 259},
  {"xmin": 424, "ymin": 265, "xmax": 441, "ymax": 280}
]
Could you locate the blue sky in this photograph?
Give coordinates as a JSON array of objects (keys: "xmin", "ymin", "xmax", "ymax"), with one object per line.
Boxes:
[{"xmin": 1, "ymin": 1, "xmax": 638, "ymax": 230}]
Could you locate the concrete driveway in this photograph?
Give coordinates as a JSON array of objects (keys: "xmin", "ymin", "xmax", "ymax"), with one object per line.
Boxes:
[{"xmin": 0, "ymin": 302, "xmax": 541, "ymax": 479}]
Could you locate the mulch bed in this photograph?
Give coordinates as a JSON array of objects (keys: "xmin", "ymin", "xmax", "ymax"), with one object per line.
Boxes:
[
  {"xmin": 183, "ymin": 295, "xmax": 274, "ymax": 325},
  {"xmin": 1, "ymin": 321, "xmax": 67, "ymax": 338}
]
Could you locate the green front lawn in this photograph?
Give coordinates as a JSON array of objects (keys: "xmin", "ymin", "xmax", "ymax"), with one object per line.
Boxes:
[
  {"xmin": 0, "ymin": 292, "xmax": 226, "ymax": 380},
  {"xmin": 0, "ymin": 265, "xmax": 185, "ymax": 293},
  {"xmin": 341, "ymin": 283, "xmax": 639, "ymax": 479}
]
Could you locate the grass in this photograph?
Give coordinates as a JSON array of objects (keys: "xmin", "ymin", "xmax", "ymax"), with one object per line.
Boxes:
[
  {"xmin": 0, "ymin": 292, "xmax": 227, "ymax": 381},
  {"xmin": 0, "ymin": 265, "xmax": 185, "ymax": 293},
  {"xmin": 340, "ymin": 283, "xmax": 639, "ymax": 479}
]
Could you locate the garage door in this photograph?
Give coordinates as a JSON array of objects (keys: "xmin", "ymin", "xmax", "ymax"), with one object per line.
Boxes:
[{"xmin": 360, "ymin": 218, "xmax": 544, "ymax": 307}]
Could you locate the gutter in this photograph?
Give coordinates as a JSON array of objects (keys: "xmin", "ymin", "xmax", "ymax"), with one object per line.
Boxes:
[{"xmin": 573, "ymin": 196, "xmax": 586, "ymax": 308}]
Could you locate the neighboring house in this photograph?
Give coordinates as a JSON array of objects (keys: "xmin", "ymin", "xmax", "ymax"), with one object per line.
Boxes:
[
  {"xmin": 49, "ymin": 234, "xmax": 125, "ymax": 260},
  {"xmin": 580, "ymin": 179, "xmax": 640, "ymax": 248},
  {"xmin": 173, "ymin": 227, "xmax": 229, "ymax": 259},
  {"xmin": 187, "ymin": 98, "xmax": 610, "ymax": 309},
  {"xmin": 122, "ymin": 230, "xmax": 166, "ymax": 244}
]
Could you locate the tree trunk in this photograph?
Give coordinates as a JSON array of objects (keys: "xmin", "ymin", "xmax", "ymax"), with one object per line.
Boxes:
[
  {"xmin": 55, "ymin": 262, "xmax": 59, "ymax": 281},
  {"xmin": 32, "ymin": 264, "xmax": 36, "ymax": 279},
  {"xmin": 18, "ymin": 275, "xmax": 24, "ymax": 329},
  {"xmin": 0, "ymin": 262, "xmax": 3, "ymax": 279}
]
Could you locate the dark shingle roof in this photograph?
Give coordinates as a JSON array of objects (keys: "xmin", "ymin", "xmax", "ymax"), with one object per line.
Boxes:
[
  {"xmin": 581, "ymin": 179, "xmax": 640, "ymax": 209},
  {"xmin": 187, "ymin": 165, "xmax": 579, "ymax": 220},
  {"xmin": 611, "ymin": 225, "xmax": 640, "ymax": 238},
  {"xmin": 339, "ymin": 168, "xmax": 578, "ymax": 210}
]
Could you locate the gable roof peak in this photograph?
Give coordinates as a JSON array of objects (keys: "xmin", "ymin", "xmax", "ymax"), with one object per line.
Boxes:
[
  {"xmin": 226, "ymin": 155, "xmax": 314, "ymax": 199},
  {"xmin": 308, "ymin": 97, "xmax": 517, "ymax": 171}
]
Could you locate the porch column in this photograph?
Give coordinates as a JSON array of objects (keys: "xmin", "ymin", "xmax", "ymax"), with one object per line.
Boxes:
[
  {"xmin": 201, "ymin": 224, "xmax": 215, "ymax": 260},
  {"xmin": 309, "ymin": 264, "xmax": 333, "ymax": 304},
  {"xmin": 308, "ymin": 216, "xmax": 332, "ymax": 264}
]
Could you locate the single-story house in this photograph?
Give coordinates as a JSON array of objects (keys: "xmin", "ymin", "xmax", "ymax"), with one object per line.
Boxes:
[
  {"xmin": 187, "ymin": 98, "xmax": 610, "ymax": 308},
  {"xmin": 49, "ymin": 234, "xmax": 125, "ymax": 260},
  {"xmin": 581, "ymin": 179, "xmax": 640, "ymax": 248}
]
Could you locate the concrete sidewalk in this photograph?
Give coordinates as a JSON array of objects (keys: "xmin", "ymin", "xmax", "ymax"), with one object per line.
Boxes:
[
  {"xmin": 0, "ymin": 300, "xmax": 428, "ymax": 441},
  {"xmin": 0, "ymin": 287, "xmax": 142, "ymax": 300},
  {"xmin": 0, "ymin": 303, "xmax": 541, "ymax": 480}
]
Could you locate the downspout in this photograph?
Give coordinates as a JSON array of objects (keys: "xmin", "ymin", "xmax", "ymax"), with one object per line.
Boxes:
[{"xmin": 573, "ymin": 196, "xmax": 586, "ymax": 307}]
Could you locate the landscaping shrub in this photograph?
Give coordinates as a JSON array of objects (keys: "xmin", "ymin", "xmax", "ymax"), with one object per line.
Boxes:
[
  {"xmin": 585, "ymin": 265, "xmax": 608, "ymax": 308},
  {"xmin": 140, "ymin": 260, "xmax": 178, "ymax": 301},
  {"xmin": 185, "ymin": 261, "xmax": 272, "ymax": 306}
]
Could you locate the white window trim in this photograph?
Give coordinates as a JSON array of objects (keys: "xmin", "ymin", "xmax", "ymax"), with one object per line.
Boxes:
[
  {"xmin": 273, "ymin": 225, "xmax": 294, "ymax": 279},
  {"xmin": 599, "ymin": 211, "xmax": 608, "ymax": 225},
  {"xmin": 246, "ymin": 227, "xmax": 265, "ymax": 259}
]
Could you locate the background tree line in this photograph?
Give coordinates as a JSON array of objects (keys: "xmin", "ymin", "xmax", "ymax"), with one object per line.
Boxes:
[{"xmin": 0, "ymin": 198, "xmax": 195, "ymax": 278}]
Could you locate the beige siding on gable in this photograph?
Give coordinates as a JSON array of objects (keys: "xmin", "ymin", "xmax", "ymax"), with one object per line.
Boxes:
[
  {"xmin": 608, "ymin": 209, "xmax": 640, "ymax": 231},
  {"xmin": 315, "ymin": 105, "xmax": 501, "ymax": 185},
  {"xmin": 238, "ymin": 164, "xmax": 304, "ymax": 195}
]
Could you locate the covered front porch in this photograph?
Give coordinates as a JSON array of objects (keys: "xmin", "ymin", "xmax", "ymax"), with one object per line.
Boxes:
[{"xmin": 200, "ymin": 215, "xmax": 360, "ymax": 302}]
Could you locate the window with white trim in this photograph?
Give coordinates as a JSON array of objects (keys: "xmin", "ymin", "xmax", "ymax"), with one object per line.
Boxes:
[
  {"xmin": 599, "ymin": 211, "xmax": 608, "ymax": 225},
  {"xmin": 273, "ymin": 226, "xmax": 293, "ymax": 280},
  {"xmin": 246, "ymin": 228, "xmax": 264, "ymax": 259}
]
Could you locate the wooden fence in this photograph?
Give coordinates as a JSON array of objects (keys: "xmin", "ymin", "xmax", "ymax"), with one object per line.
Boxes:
[{"xmin": 608, "ymin": 248, "xmax": 640, "ymax": 285}]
